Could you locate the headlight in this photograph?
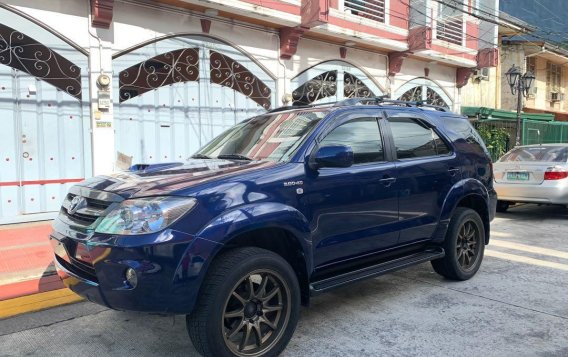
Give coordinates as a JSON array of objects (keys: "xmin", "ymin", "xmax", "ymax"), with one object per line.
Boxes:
[{"xmin": 95, "ymin": 197, "xmax": 196, "ymax": 235}]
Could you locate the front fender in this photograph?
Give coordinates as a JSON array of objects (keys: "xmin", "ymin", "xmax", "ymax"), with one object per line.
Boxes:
[
  {"xmin": 432, "ymin": 178, "xmax": 489, "ymax": 243},
  {"xmin": 176, "ymin": 202, "xmax": 313, "ymax": 313},
  {"xmin": 196, "ymin": 202, "xmax": 311, "ymax": 247}
]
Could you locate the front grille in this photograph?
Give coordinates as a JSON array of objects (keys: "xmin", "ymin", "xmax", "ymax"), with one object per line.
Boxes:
[
  {"xmin": 54, "ymin": 187, "xmax": 124, "ymax": 283},
  {"xmin": 59, "ymin": 192, "xmax": 114, "ymax": 229}
]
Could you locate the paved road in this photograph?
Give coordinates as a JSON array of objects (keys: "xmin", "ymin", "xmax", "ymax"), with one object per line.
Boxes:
[{"xmin": 1, "ymin": 204, "xmax": 567, "ymax": 357}]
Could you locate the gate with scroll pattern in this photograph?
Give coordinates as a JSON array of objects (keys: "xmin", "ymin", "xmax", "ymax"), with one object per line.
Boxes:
[{"xmin": 113, "ymin": 35, "xmax": 276, "ymax": 165}]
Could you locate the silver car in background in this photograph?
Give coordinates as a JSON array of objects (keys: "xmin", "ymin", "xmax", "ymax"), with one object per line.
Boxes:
[{"xmin": 493, "ymin": 144, "xmax": 568, "ymax": 212}]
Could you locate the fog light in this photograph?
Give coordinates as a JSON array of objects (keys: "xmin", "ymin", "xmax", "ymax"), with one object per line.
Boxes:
[{"xmin": 125, "ymin": 268, "xmax": 138, "ymax": 288}]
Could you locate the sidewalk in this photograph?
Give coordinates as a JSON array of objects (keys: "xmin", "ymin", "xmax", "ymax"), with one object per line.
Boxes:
[{"xmin": 0, "ymin": 221, "xmax": 82, "ymax": 318}]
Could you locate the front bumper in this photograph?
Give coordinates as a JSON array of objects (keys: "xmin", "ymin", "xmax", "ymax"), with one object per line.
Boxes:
[{"xmin": 50, "ymin": 228, "xmax": 221, "ymax": 314}]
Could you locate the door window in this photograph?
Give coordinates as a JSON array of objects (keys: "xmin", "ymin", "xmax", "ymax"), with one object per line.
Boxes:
[
  {"xmin": 320, "ymin": 118, "xmax": 384, "ymax": 164},
  {"xmin": 388, "ymin": 117, "xmax": 450, "ymax": 159}
]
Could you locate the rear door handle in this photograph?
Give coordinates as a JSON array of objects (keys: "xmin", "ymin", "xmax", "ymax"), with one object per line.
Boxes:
[{"xmin": 448, "ymin": 167, "xmax": 460, "ymax": 177}]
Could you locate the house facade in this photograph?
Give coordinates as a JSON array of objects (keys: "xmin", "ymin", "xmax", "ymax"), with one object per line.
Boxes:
[
  {"xmin": 461, "ymin": 10, "xmax": 568, "ymax": 120},
  {"xmin": 0, "ymin": 0, "xmax": 499, "ymax": 224}
]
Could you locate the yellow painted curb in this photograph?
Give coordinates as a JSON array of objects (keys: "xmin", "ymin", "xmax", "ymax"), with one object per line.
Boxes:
[{"xmin": 0, "ymin": 288, "xmax": 84, "ymax": 319}]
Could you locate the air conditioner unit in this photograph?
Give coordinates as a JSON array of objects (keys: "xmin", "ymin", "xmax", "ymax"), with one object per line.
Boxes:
[
  {"xmin": 549, "ymin": 92, "xmax": 561, "ymax": 102},
  {"xmin": 473, "ymin": 67, "xmax": 489, "ymax": 81},
  {"xmin": 527, "ymin": 86, "xmax": 537, "ymax": 98}
]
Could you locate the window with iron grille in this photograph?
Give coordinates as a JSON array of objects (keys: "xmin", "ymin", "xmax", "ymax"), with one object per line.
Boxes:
[
  {"xmin": 546, "ymin": 61, "xmax": 561, "ymax": 95},
  {"xmin": 526, "ymin": 57, "xmax": 536, "ymax": 74},
  {"xmin": 344, "ymin": 0, "xmax": 386, "ymax": 23},
  {"xmin": 435, "ymin": 2, "xmax": 464, "ymax": 46}
]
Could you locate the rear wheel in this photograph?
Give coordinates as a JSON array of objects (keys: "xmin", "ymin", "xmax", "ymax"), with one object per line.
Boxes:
[
  {"xmin": 431, "ymin": 207, "xmax": 485, "ymax": 281},
  {"xmin": 187, "ymin": 247, "xmax": 300, "ymax": 357},
  {"xmin": 496, "ymin": 200, "xmax": 510, "ymax": 213}
]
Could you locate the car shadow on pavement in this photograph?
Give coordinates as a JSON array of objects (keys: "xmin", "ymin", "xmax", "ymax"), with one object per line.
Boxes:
[{"xmin": 499, "ymin": 204, "xmax": 568, "ymax": 220}]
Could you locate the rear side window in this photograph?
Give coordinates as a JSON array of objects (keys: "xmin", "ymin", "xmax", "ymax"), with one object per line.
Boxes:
[
  {"xmin": 320, "ymin": 117, "xmax": 384, "ymax": 164},
  {"xmin": 443, "ymin": 117, "xmax": 488, "ymax": 153},
  {"xmin": 499, "ymin": 146, "xmax": 568, "ymax": 163},
  {"xmin": 387, "ymin": 117, "xmax": 451, "ymax": 159}
]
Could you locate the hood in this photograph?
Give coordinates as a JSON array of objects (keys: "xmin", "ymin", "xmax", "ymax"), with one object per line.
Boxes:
[{"xmin": 78, "ymin": 159, "xmax": 278, "ymax": 198}]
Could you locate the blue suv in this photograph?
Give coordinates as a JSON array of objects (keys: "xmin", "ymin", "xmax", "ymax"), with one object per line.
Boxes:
[{"xmin": 50, "ymin": 98, "xmax": 497, "ymax": 357}]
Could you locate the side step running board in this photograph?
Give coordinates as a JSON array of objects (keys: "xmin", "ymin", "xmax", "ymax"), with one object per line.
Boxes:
[{"xmin": 310, "ymin": 248, "xmax": 445, "ymax": 295}]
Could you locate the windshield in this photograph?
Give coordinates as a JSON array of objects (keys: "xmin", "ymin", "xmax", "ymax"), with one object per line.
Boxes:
[
  {"xmin": 194, "ymin": 110, "xmax": 328, "ymax": 162},
  {"xmin": 499, "ymin": 146, "xmax": 568, "ymax": 163}
]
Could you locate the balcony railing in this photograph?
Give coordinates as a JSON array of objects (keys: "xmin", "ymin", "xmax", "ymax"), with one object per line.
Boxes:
[
  {"xmin": 344, "ymin": 0, "xmax": 386, "ymax": 23},
  {"xmin": 436, "ymin": 15, "xmax": 463, "ymax": 46}
]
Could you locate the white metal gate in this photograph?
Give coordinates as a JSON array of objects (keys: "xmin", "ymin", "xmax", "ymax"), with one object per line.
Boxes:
[
  {"xmin": 0, "ymin": 12, "xmax": 90, "ymax": 224},
  {"xmin": 113, "ymin": 35, "xmax": 276, "ymax": 165}
]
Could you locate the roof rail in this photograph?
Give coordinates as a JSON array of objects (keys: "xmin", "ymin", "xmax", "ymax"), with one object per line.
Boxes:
[
  {"xmin": 333, "ymin": 96, "xmax": 397, "ymax": 107},
  {"xmin": 266, "ymin": 97, "xmax": 450, "ymax": 113},
  {"xmin": 414, "ymin": 101, "xmax": 449, "ymax": 112},
  {"xmin": 335, "ymin": 97, "xmax": 449, "ymax": 111},
  {"xmin": 265, "ymin": 102, "xmax": 335, "ymax": 114}
]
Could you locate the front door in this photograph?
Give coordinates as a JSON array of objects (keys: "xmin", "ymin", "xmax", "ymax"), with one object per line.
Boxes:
[
  {"xmin": 304, "ymin": 113, "xmax": 399, "ymax": 268},
  {"xmin": 384, "ymin": 111, "xmax": 459, "ymax": 244}
]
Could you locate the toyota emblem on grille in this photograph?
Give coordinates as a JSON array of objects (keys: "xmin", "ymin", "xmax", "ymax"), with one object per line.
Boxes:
[{"xmin": 68, "ymin": 196, "xmax": 86, "ymax": 215}]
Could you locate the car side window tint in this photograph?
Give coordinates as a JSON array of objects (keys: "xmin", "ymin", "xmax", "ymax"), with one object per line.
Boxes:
[
  {"xmin": 444, "ymin": 117, "xmax": 488, "ymax": 154},
  {"xmin": 320, "ymin": 117, "xmax": 384, "ymax": 164},
  {"xmin": 433, "ymin": 131, "xmax": 451, "ymax": 155},
  {"xmin": 388, "ymin": 117, "xmax": 448, "ymax": 159}
]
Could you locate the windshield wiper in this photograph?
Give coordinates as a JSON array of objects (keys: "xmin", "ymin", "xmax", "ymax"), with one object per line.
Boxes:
[
  {"xmin": 217, "ymin": 154, "xmax": 252, "ymax": 161},
  {"xmin": 191, "ymin": 154, "xmax": 211, "ymax": 159}
]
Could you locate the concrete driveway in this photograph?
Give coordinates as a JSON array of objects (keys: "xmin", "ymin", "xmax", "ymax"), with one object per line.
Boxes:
[{"xmin": 1, "ymin": 204, "xmax": 567, "ymax": 357}]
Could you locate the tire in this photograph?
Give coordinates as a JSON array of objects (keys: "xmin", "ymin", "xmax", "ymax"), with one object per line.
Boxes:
[
  {"xmin": 496, "ymin": 200, "xmax": 510, "ymax": 213},
  {"xmin": 187, "ymin": 247, "xmax": 300, "ymax": 357},
  {"xmin": 431, "ymin": 207, "xmax": 485, "ymax": 281}
]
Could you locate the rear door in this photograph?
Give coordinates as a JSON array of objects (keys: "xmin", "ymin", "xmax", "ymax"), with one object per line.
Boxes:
[{"xmin": 383, "ymin": 111, "xmax": 459, "ymax": 244}]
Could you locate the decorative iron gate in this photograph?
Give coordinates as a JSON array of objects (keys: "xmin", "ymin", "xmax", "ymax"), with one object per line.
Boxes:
[
  {"xmin": 113, "ymin": 35, "xmax": 276, "ymax": 165},
  {"xmin": 0, "ymin": 10, "xmax": 90, "ymax": 224},
  {"xmin": 394, "ymin": 77, "xmax": 452, "ymax": 108},
  {"xmin": 291, "ymin": 60, "xmax": 384, "ymax": 105}
]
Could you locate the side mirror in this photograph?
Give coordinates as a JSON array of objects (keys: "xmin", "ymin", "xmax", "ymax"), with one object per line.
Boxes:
[{"xmin": 310, "ymin": 145, "xmax": 354, "ymax": 169}]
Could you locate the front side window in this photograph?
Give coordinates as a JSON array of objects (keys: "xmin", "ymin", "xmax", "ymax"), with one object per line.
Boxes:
[
  {"xmin": 195, "ymin": 110, "xmax": 328, "ymax": 162},
  {"xmin": 388, "ymin": 117, "xmax": 450, "ymax": 159},
  {"xmin": 320, "ymin": 117, "xmax": 384, "ymax": 164}
]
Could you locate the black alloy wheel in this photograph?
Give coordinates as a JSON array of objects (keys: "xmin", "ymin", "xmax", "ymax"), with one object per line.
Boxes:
[
  {"xmin": 431, "ymin": 207, "xmax": 485, "ymax": 280},
  {"xmin": 455, "ymin": 220, "xmax": 481, "ymax": 271},
  {"xmin": 187, "ymin": 247, "xmax": 300, "ymax": 357},
  {"xmin": 223, "ymin": 270, "xmax": 290, "ymax": 356}
]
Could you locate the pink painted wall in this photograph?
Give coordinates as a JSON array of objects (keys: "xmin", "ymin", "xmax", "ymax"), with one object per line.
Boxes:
[
  {"xmin": 389, "ymin": 0, "xmax": 409, "ymax": 29},
  {"xmin": 466, "ymin": 20, "xmax": 479, "ymax": 50}
]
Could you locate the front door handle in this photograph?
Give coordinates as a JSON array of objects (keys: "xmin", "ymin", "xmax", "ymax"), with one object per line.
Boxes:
[
  {"xmin": 448, "ymin": 167, "xmax": 460, "ymax": 177},
  {"xmin": 380, "ymin": 176, "xmax": 396, "ymax": 187}
]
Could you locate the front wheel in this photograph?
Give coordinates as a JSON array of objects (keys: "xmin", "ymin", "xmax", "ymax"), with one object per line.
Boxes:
[
  {"xmin": 187, "ymin": 247, "xmax": 300, "ymax": 357},
  {"xmin": 431, "ymin": 207, "xmax": 485, "ymax": 281}
]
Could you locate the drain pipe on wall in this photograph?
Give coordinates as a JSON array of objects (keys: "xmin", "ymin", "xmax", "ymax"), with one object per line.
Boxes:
[
  {"xmin": 87, "ymin": 0, "xmax": 104, "ymax": 75},
  {"xmin": 86, "ymin": 0, "xmax": 115, "ymax": 176},
  {"xmin": 273, "ymin": 33, "xmax": 290, "ymax": 106}
]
